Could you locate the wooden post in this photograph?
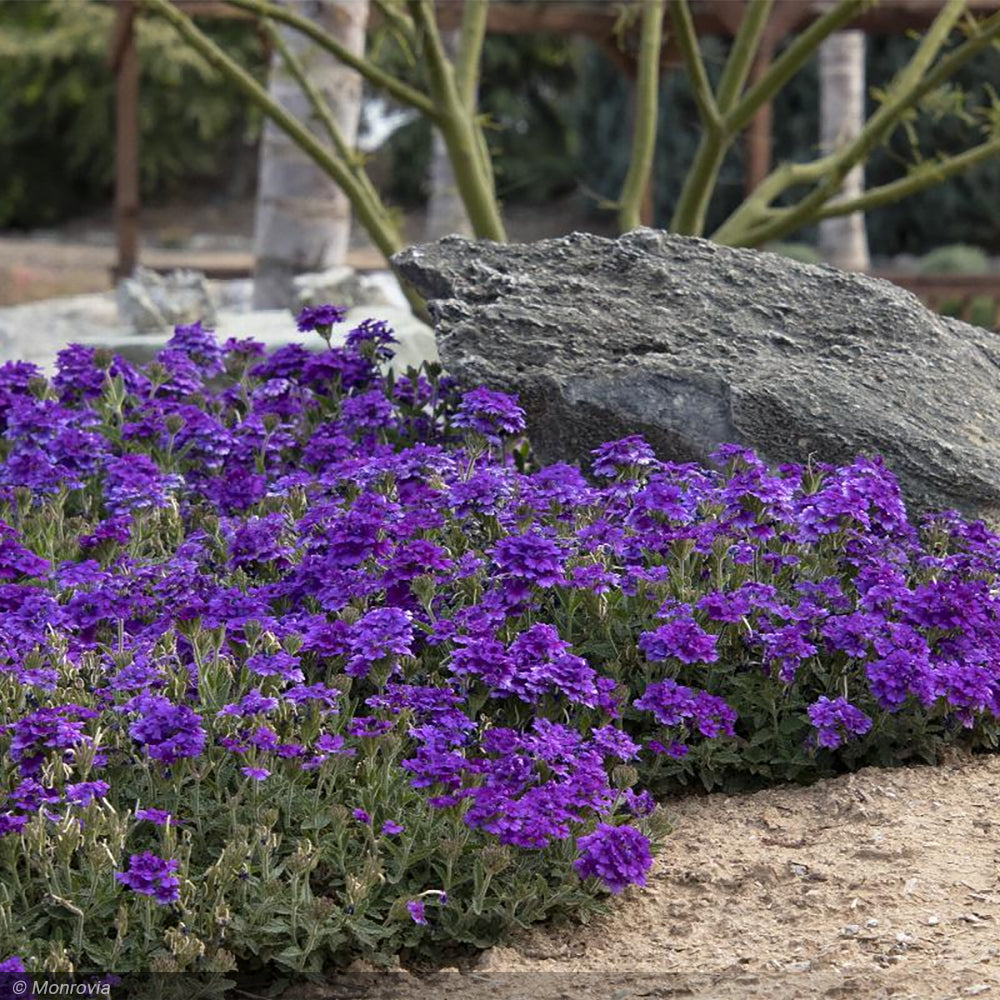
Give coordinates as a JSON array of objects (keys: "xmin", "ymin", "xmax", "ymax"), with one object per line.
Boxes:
[
  {"xmin": 745, "ymin": 28, "xmax": 776, "ymax": 198},
  {"xmin": 111, "ymin": 1, "xmax": 139, "ymax": 280}
]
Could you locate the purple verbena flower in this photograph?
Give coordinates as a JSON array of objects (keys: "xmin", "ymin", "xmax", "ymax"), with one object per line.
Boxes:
[
  {"xmin": 296, "ymin": 304, "xmax": 348, "ymax": 334},
  {"xmin": 807, "ymin": 696, "xmax": 873, "ymax": 750},
  {"xmin": 453, "ymin": 387, "xmax": 525, "ymax": 442},
  {"xmin": 574, "ymin": 823, "xmax": 652, "ymax": 894},
  {"xmin": 115, "ymin": 851, "xmax": 181, "ymax": 905},
  {"xmin": 638, "ymin": 618, "xmax": 718, "ymax": 665},
  {"xmin": 492, "ymin": 531, "xmax": 564, "ymax": 589},
  {"xmin": 591, "ymin": 436, "xmax": 657, "ymax": 478},
  {"xmin": 65, "ymin": 781, "xmax": 110, "ymax": 807},
  {"xmin": 0, "ymin": 522, "xmax": 49, "ymax": 581},
  {"xmin": 346, "ymin": 608, "xmax": 413, "ymax": 679},
  {"xmin": 127, "ymin": 695, "xmax": 206, "ymax": 766},
  {"xmin": 135, "ymin": 808, "xmax": 175, "ymax": 827}
]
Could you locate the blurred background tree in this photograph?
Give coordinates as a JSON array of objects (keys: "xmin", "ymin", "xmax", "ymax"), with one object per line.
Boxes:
[
  {"xmin": 864, "ymin": 33, "xmax": 1000, "ymax": 255},
  {"xmin": 0, "ymin": 0, "xmax": 265, "ymax": 229},
  {"xmin": 1, "ymin": 0, "xmax": 999, "ymax": 259},
  {"xmin": 252, "ymin": 0, "xmax": 368, "ymax": 307}
]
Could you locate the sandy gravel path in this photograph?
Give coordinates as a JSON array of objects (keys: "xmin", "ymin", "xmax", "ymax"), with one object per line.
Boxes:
[{"xmin": 290, "ymin": 753, "xmax": 1000, "ymax": 1000}]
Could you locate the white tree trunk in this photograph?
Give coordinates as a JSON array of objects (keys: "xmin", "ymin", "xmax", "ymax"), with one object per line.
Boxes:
[
  {"xmin": 818, "ymin": 30, "xmax": 870, "ymax": 272},
  {"xmin": 252, "ymin": 0, "xmax": 368, "ymax": 308},
  {"xmin": 424, "ymin": 29, "xmax": 473, "ymax": 241}
]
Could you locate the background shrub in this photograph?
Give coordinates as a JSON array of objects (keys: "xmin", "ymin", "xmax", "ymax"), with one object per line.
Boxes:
[
  {"xmin": 916, "ymin": 244, "xmax": 990, "ymax": 276},
  {"xmin": 0, "ymin": 0, "xmax": 264, "ymax": 229}
]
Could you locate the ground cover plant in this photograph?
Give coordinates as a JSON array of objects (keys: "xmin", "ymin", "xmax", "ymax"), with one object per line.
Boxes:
[{"xmin": 2, "ymin": 309, "xmax": 1000, "ymax": 992}]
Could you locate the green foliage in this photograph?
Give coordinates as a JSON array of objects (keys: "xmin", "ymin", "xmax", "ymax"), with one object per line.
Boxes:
[
  {"xmin": 379, "ymin": 33, "xmax": 582, "ymax": 208},
  {"xmin": 2, "ymin": 631, "xmax": 613, "ymax": 987},
  {"xmin": 916, "ymin": 246, "xmax": 994, "ymax": 330},
  {"xmin": 383, "ymin": 118, "xmax": 432, "ymax": 207},
  {"xmin": 916, "ymin": 243, "xmax": 990, "ymax": 276},
  {"xmin": 967, "ymin": 295, "xmax": 997, "ymax": 329},
  {"xmin": 865, "ymin": 35, "xmax": 1000, "ymax": 255},
  {"xmin": 763, "ymin": 241, "xmax": 823, "ymax": 265},
  {"xmin": 4, "ymin": 316, "xmax": 1000, "ymax": 983},
  {"xmin": 480, "ymin": 34, "xmax": 581, "ymax": 204},
  {"xmin": 0, "ymin": 340, "xmax": 666, "ymax": 987},
  {"xmin": 0, "ymin": 0, "xmax": 265, "ymax": 228}
]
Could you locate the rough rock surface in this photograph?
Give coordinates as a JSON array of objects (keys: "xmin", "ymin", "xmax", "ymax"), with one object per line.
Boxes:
[
  {"xmin": 116, "ymin": 266, "xmax": 217, "ymax": 332},
  {"xmin": 293, "ymin": 265, "xmax": 394, "ymax": 312},
  {"xmin": 394, "ymin": 229, "xmax": 1000, "ymax": 517}
]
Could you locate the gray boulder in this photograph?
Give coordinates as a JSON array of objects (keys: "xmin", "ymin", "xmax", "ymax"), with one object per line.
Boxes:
[
  {"xmin": 293, "ymin": 265, "xmax": 400, "ymax": 313},
  {"xmin": 293, "ymin": 265, "xmax": 367, "ymax": 311},
  {"xmin": 116, "ymin": 267, "xmax": 217, "ymax": 333},
  {"xmin": 394, "ymin": 228, "xmax": 1000, "ymax": 518}
]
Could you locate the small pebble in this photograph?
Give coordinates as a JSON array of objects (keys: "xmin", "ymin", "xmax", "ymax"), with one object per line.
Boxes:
[
  {"xmin": 928, "ymin": 915, "xmax": 940, "ymax": 926},
  {"xmin": 841, "ymin": 924, "xmax": 860, "ymax": 937},
  {"xmin": 866, "ymin": 918, "xmax": 879, "ymax": 928}
]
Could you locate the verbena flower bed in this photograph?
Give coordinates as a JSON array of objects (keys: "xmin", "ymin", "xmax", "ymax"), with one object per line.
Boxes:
[{"xmin": 1, "ymin": 308, "xmax": 999, "ymax": 991}]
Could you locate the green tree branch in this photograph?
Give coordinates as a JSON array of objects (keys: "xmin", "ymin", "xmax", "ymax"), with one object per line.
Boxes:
[
  {"xmin": 222, "ymin": 0, "xmax": 438, "ymax": 118},
  {"xmin": 262, "ymin": 21, "xmax": 359, "ymax": 168},
  {"xmin": 725, "ymin": 0, "xmax": 868, "ymax": 133},
  {"xmin": 815, "ymin": 135, "xmax": 1000, "ymax": 219},
  {"xmin": 713, "ymin": 0, "xmax": 1000, "ymax": 246},
  {"xmin": 715, "ymin": 0, "xmax": 773, "ymax": 116},
  {"xmin": 618, "ymin": 0, "xmax": 665, "ymax": 232},
  {"xmin": 407, "ymin": 0, "xmax": 506, "ymax": 240},
  {"xmin": 667, "ymin": 0, "xmax": 724, "ymax": 235},
  {"xmin": 455, "ymin": 0, "xmax": 489, "ymax": 112},
  {"xmin": 667, "ymin": 0, "xmax": 720, "ymax": 130},
  {"xmin": 371, "ymin": 0, "xmax": 417, "ymax": 48},
  {"xmin": 672, "ymin": 0, "xmax": 869, "ymax": 237},
  {"xmin": 454, "ymin": 0, "xmax": 495, "ymax": 192}
]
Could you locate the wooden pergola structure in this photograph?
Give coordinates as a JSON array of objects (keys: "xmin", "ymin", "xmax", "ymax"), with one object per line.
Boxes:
[{"xmin": 110, "ymin": 0, "xmax": 1000, "ymax": 280}]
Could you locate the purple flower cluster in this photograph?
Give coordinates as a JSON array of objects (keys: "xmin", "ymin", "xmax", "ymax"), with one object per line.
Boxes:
[
  {"xmin": 104, "ymin": 454, "xmax": 181, "ymax": 514},
  {"xmin": 0, "ymin": 956, "xmax": 28, "ymax": 994},
  {"xmin": 574, "ymin": 823, "xmax": 653, "ymax": 894},
  {"xmin": 638, "ymin": 616, "xmax": 718, "ymax": 665},
  {"xmin": 1, "ymin": 306, "xmax": 1000, "ymax": 972},
  {"xmin": 402, "ymin": 714, "xmax": 637, "ymax": 850},
  {"xmin": 807, "ymin": 696, "xmax": 873, "ymax": 749},
  {"xmin": 296, "ymin": 304, "xmax": 348, "ymax": 333},
  {"xmin": 115, "ymin": 851, "xmax": 181, "ymax": 905},
  {"xmin": 126, "ymin": 695, "xmax": 206, "ymax": 765},
  {"xmin": 453, "ymin": 386, "xmax": 526, "ymax": 442},
  {"xmin": 634, "ymin": 680, "xmax": 736, "ymax": 741},
  {"xmin": 0, "ymin": 521, "xmax": 49, "ymax": 581}
]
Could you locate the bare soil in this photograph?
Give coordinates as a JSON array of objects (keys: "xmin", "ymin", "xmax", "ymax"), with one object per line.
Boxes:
[{"xmin": 292, "ymin": 753, "xmax": 1000, "ymax": 1000}]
